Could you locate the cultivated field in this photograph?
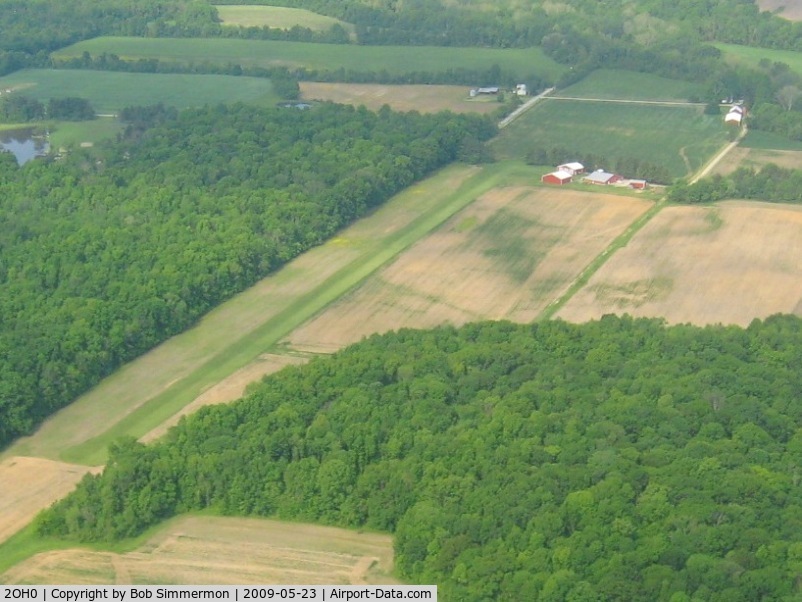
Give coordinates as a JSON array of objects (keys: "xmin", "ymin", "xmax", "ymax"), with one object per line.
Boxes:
[
  {"xmin": 1, "ymin": 517, "xmax": 398, "ymax": 585},
  {"xmin": 494, "ymin": 99, "xmax": 730, "ymax": 177},
  {"xmin": 52, "ymin": 37, "xmax": 565, "ymax": 82},
  {"xmin": 0, "ymin": 457, "xmax": 99, "ymax": 545},
  {"xmin": 709, "ymin": 146, "xmax": 802, "ymax": 176},
  {"xmin": 0, "ymin": 70, "xmax": 280, "ymax": 113},
  {"xmin": 216, "ymin": 5, "xmax": 355, "ymax": 34},
  {"xmin": 558, "ymin": 201, "xmax": 802, "ymax": 325},
  {"xmin": 300, "ymin": 82, "xmax": 500, "ymax": 114},
  {"xmin": 285, "ymin": 187, "xmax": 651, "ymax": 353},
  {"xmin": 758, "ymin": 0, "xmax": 802, "ymax": 20},
  {"xmin": 559, "ymin": 69, "xmax": 704, "ymax": 101},
  {"xmin": 717, "ymin": 42, "xmax": 802, "ymax": 78}
]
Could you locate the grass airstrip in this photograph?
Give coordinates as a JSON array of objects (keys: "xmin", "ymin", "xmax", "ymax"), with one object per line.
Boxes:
[
  {"xmin": 52, "ymin": 37, "xmax": 566, "ymax": 81},
  {"xmin": 717, "ymin": 42, "xmax": 802, "ymax": 78}
]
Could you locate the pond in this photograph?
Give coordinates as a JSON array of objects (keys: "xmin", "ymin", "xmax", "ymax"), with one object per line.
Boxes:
[{"xmin": 0, "ymin": 128, "xmax": 49, "ymax": 165}]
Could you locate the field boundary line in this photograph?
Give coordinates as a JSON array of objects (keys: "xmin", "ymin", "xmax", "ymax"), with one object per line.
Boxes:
[
  {"xmin": 539, "ymin": 198, "xmax": 667, "ymax": 320},
  {"xmin": 498, "ymin": 87, "xmax": 554, "ymax": 129},
  {"xmin": 548, "ymin": 96, "xmax": 706, "ymax": 107}
]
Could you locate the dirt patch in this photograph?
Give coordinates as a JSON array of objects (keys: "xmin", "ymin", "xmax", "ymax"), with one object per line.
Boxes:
[
  {"xmin": 300, "ymin": 83, "xmax": 501, "ymax": 114},
  {"xmin": 285, "ymin": 187, "xmax": 650, "ymax": 353},
  {"xmin": 3, "ymin": 516, "xmax": 398, "ymax": 585},
  {"xmin": 710, "ymin": 147, "xmax": 802, "ymax": 176},
  {"xmin": 0, "ymin": 457, "xmax": 99, "ymax": 545},
  {"xmin": 140, "ymin": 354, "xmax": 309, "ymax": 443},
  {"xmin": 758, "ymin": 1, "xmax": 802, "ymax": 21},
  {"xmin": 558, "ymin": 201, "xmax": 802, "ymax": 325}
]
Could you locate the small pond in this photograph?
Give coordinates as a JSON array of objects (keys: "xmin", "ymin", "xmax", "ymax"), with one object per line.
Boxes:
[{"xmin": 0, "ymin": 128, "xmax": 49, "ymax": 165}]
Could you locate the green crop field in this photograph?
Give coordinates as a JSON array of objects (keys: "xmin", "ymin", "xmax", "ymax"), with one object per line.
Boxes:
[
  {"xmin": 494, "ymin": 99, "xmax": 730, "ymax": 177},
  {"xmin": 52, "ymin": 37, "xmax": 566, "ymax": 82},
  {"xmin": 742, "ymin": 129, "xmax": 802, "ymax": 150},
  {"xmin": 559, "ymin": 69, "xmax": 704, "ymax": 101},
  {"xmin": 0, "ymin": 69, "xmax": 280, "ymax": 113},
  {"xmin": 216, "ymin": 5, "xmax": 355, "ymax": 34},
  {"xmin": 717, "ymin": 42, "xmax": 802, "ymax": 78}
]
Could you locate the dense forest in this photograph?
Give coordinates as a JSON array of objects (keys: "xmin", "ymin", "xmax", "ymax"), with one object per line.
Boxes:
[
  {"xmin": 39, "ymin": 316, "xmax": 802, "ymax": 601},
  {"xmin": 0, "ymin": 102, "xmax": 495, "ymax": 448}
]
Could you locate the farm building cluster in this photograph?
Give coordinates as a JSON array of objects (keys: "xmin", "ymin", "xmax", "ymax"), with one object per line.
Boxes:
[
  {"xmin": 541, "ymin": 162, "xmax": 648, "ymax": 190},
  {"xmin": 469, "ymin": 84, "xmax": 528, "ymax": 97}
]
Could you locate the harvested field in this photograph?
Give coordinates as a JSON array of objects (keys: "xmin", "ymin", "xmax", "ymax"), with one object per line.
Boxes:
[
  {"xmin": 558, "ymin": 201, "xmax": 802, "ymax": 325},
  {"xmin": 709, "ymin": 146, "xmax": 802, "ymax": 176},
  {"xmin": 285, "ymin": 187, "xmax": 650, "ymax": 353},
  {"xmin": 758, "ymin": 0, "xmax": 802, "ymax": 20},
  {"xmin": 140, "ymin": 353, "xmax": 309, "ymax": 443},
  {"xmin": 2, "ymin": 516, "xmax": 397, "ymax": 586},
  {"xmin": 300, "ymin": 82, "xmax": 500, "ymax": 114},
  {"xmin": 0, "ymin": 457, "xmax": 98, "ymax": 545}
]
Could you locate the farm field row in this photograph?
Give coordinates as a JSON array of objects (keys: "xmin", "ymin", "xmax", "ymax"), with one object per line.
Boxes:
[
  {"xmin": 299, "ymin": 82, "xmax": 500, "ymax": 114},
  {"xmin": 492, "ymin": 98, "xmax": 732, "ymax": 178},
  {"xmin": 1, "ymin": 516, "xmax": 397, "ymax": 586},
  {"xmin": 558, "ymin": 201, "xmax": 802, "ymax": 325},
  {"xmin": 216, "ymin": 5, "xmax": 355, "ymax": 34},
  {"xmin": 284, "ymin": 187, "xmax": 652, "ymax": 353},
  {"xmin": 0, "ymin": 69, "xmax": 281, "ymax": 113},
  {"xmin": 558, "ymin": 69, "xmax": 705, "ymax": 101},
  {"xmin": 51, "ymin": 37, "xmax": 565, "ymax": 81}
]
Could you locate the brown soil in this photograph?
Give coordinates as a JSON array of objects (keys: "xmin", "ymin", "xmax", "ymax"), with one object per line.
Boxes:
[
  {"xmin": 300, "ymin": 83, "xmax": 501, "ymax": 114},
  {"xmin": 3, "ymin": 516, "xmax": 398, "ymax": 586},
  {"xmin": 710, "ymin": 147, "xmax": 802, "ymax": 177},
  {"xmin": 558, "ymin": 201, "xmax": 802, "ymax": 325},
  {"xmin": 0, "ymin": 457, "xmax": 100, "ymax": 545},
  {"xmin": 285, "ymin": 186, "xmax": 650, "ymax": 353}
]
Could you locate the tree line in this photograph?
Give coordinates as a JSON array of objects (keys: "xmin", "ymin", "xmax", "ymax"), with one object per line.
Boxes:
[
  {"xmin": 38, "ymin": 315, "xmax": 802, "ymax": 601},
  {"xmin": 0, "ymin": 102, "xmax": 496, "ymax": 448},
  {"xmin": 670, "ymin": 163, "xmax": 802, "ymax": 205},
  {"xmin": 0, "ymin": 95, "xmax": 95, "ymax": 122}
]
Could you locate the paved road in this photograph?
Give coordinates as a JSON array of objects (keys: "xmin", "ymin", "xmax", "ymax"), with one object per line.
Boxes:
[{"xmin": 498, "ymin": 87, "xmax": 555, "ymax": 129}]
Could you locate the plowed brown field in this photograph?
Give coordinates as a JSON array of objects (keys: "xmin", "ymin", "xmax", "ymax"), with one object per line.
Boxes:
[
  {"xmin": 285, "ymin": 186, "xmax": 651, "ymax": 353},
  {"xmin": 558, "ymin": 201, "xmax": 802, "ymax": 325},
  {"xmin": 2, "ymin": 517, "xmax": 397, "ymax": 585}
]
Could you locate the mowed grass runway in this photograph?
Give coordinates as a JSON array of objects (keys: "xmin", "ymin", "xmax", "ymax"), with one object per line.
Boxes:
[
  {"xmin": 494, "ymin": 98, "xmax": 730, "ymax": 177},
  {"xmin": 52, "ymin": 37, "xmax": 566, "ymax": 81},
  {"xmin": 0, "ymin": 69, "xmax": 281, "ymax": 113},
  {"xmin": 558, "ymin": 69, "xmax": 705, "ymax": 101}
]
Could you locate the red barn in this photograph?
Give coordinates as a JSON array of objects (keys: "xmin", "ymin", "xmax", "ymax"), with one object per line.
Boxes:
[{"xmin": 541, "ymin": 170, "xmax": 573, "ymax": 185}]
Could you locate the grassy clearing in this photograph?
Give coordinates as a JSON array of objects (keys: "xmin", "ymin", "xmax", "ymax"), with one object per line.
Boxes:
[
  {"xmin": 742, "ymin": 129, "xmax": 802, "ymax": 150},
  {"xmin": 216, "ymin": 5, "xmax": 355, "ymax": 34},
  {"xmin": 4, "ymin": 162, "xmax": 525, "ymax": 466},
  {"xmin": 48, "ymin": 117, "xmax": 123, "ymax": 149},
  {"xmin": 0, "ymin": 69, "xmax": 280, "ymax": 113},
  {"xmin": 493, "ymin": 99, "xmax": 729, "ymax": 177},
  {"xmin": 52, "ymin": 37, "xmax": 566, "ymax": 82},
  {"xmin": 716, "ymin": 42, "xmax": 802, "ymax": 78},
  {"xmin": 560, "ymin": 69, "xmax": 704, "ymax": 101}
]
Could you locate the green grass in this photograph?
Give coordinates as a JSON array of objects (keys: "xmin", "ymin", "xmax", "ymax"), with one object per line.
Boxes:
[
  {"xmin": 741, "ymin": 129, "xmax": 802, "ymax": 150},
  {"xmin": 716, "ymin": 42, "xmax": 802, "ymax": 79},
  {"xmin": 216, "ymin": 5, "xmax": 355, "ymax": 35},
  {"xmin": 560, "ymin": 69, "xmax": 704, "ymax": 101},
  {"xmin": 493, "ymin": 99, "xmax": 730, "ymax": 177},
  {"xmin": 0, "ymin": 69, "xmax": 280, "ymax": 113},
  {"xmin": 52, "ymin": 37, "xmax": 566, "ymax": 82},
  {"xmin": 49, "ymin": 117, "xmax": 123, "ymax": 149},
  {"xmin": 49, "ymin": 161, "xmax": 534, "ymax": 465}
]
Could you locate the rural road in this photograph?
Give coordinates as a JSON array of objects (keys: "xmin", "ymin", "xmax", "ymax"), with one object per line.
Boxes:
[
  {"xmin": 690, "ymin": 125, "xmax": 748, "ymax": 184},
  {"xmin": 498, "ymin": 86, "xmax": 555, "ymax": 128}
]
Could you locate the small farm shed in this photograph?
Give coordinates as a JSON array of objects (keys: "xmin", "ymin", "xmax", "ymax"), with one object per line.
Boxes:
[
  {"xmin": 515, "ymin": 84, "xmax": 528, "ymax": 96},
  {"xmin": 558, "ymin": 162, "xmax": 585, "ymax": 175},
  {"xmin": 725, "ymin": 104, "xmax": 744, "ymax": 125},
  {"xmin": 542, "ymin": 170, "xmax": 573, "ymax": 185},
  {"xmin": 584, "ymin": 170, "xmax": 622, "ymax": 185},
  {"xmin": 629, "ymin": 179, "xmax": 648, "ymax": 190}
]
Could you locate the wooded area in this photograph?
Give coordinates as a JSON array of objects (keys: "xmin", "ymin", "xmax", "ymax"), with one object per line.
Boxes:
[
  {"xmin": 38, "ymin": 316, "xmax": 802, "ymax": 601},
  {"xmin": 0, "ymin": 102, "xmax": 495, "ymax": 447}
]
